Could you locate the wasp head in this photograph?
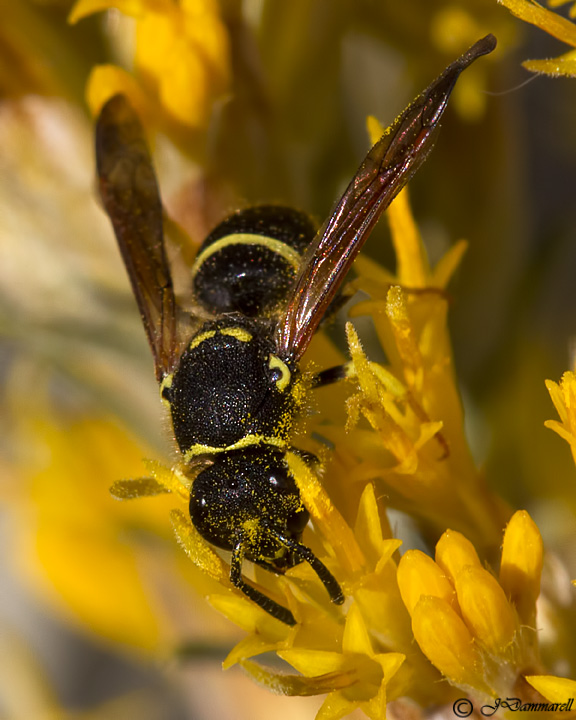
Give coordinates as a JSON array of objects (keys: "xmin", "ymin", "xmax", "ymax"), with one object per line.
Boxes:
[{"xmin": 189, "ymin": 446, "xmax": 309, "ymax": 567}]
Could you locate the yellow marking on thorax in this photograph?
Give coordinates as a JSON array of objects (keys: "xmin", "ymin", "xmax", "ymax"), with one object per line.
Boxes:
[
  {"xmin": 190, "ymin": 233, "xmax": 302, "ymax": 279},
  {"xmin": 183, "ymin": 434, "xmax": 288, "ymax": 463},
  {"xmin": 268, "ymin": 354, "xmax": 291, "ymax": 392},
  {"xmin": 160, "ymin": 373, "xmax": 174, "ymax": 408},
  {"xmin": 189, "ymin": 329, "xmax": 216, "ymax": 350},
  {"xmin": 221, "ymin": 327, "xmax": 253, "ymax": 343}
]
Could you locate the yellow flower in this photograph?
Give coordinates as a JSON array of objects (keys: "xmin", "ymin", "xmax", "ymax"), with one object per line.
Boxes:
[
  {"xmin": 320, "ymin": 176, "xmax": 510, "ymax": 556},
  {"xmin": 498, "ymin": 0, "xmax": 576, "ymax": 76},
  {"xmin": 69, "ymin": 0, "xmax": 230, "ymax": 131},
  {"xmin": 123, "ymin": 458, "xmax": 448, "ymax": 712},
  {"xmin": 11, "ymin": 413, "xmax": 228, "ymax": 653},
  {"xmin": 545, "ymin": 370, "xmax": 576, "ymax": 466},
  {"xmin": 277, "ymin": 604, "xmax": 404, "ymax": 720},
  {"xmin": 397, "ymin": 511, "xmax": 545, "ymax": 702},
  {"xmin": 525, "ymin": 674, "xmax": 576, "ymax": 705},
  {"xmin": 500, "ymin": 510, "xmax": 543, "ymax": 629}
]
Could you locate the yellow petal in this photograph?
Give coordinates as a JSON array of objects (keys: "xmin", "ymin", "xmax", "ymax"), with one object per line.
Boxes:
[
  {"xmin": 286, "ymin": 450, "xmax": 365, "ymax": 574},
  {"xmin": 362, "ymin": 653, "xmax": 408, "ymax": 720},
  {"xmin": 499, "ymin": 510, "xmax": 543, "ymax": 624},
  {"xmin": 497, "ymin": 0, "xmax": 576, "ymax": 47},
  {"xmin": 386, "ymin": 187, "xmax": 430, "ymax": 288},
  {"xmin": 135, "ymin": 3, "xmax": 229, "ymax": 129},
  {"xmin": 345, "ymin": 323, "xmax": 420, "ymax": 471},
  {"xmin": 342, "ymin": 603, "xmax": 373, "ymax": 656},
  {"xmin": 241, "ymin": 658, "xmax": 353, "ymax": 696},
  {"xmin": 411, "ymin": 595, "xmax": 487, "ymax": 689},
  {"xmin": 431, "ymin": 239, "xmax": 468, "ymax": 289},
  {"xmin": 279, "ymin": 649, "xmax": 345, "ymax": 677},
  {"xmin": 385, "ymin": 286, "xmax": 422, "ymax": 388},
  {"xmin": 353, "ymin": 483, "xmax": 400, "ymax": 569},
  {"xmin": 523, "ymin": 54, "xmax": 576, "ymax": 76},
  {"xmin": 546, "ymin": 377, "xmax": 570, "ymax": 425},
  {"xmin": 364, "ymin": 655, "xmax": 405, "ymax": 720},
  {"xmin": 85, "ymin": 64, "xmax": 150, "ymax": 120},
  {"xmin": 317, "ymin": 693, "xmax": 359, "ymax": 720},
  {"xmin": 353, "ymin": 483, "xmax": 384, "ymax": 563},
  {"xmin": 352, "ymin": 254, "xmax": 397, "ymax": 293},
  {"xmin": 435, "ymin": 529, "xmax": 481, "ymax": 583},
  {"xmin": 224, "ymin": 634, "xmax": 285, "ymax": 669},
  {"xmin": 366, "ymin": 115, "xmax": 384, "ymax": 145},
  {"xmin": 544, "ymin": 418, "xmax": 576, "ymax": 446},
  {"xmin": 455, "ymin": 566, "xmax": 517, "ymax": 655},
  {"xmin": 525, "ymin": 674, "xmax": 576, "ymax": 704},
  {"xmin": 363, "ymin": 683, "xmax": 388, "ymax": 720},
  {"xmin": 209, "ymin": 592, "xmax": 288, "ymax": 633},
  {"xmin": 169, "ymin": 509, "xmax": 227, "ymax": 583},
  {"xmin": 397, "ymin": 550, "xmax": 455, "ymax": 615},
  {"xmin": 374, "ymin": 540, "xmax": 403, "ymax": 577}
]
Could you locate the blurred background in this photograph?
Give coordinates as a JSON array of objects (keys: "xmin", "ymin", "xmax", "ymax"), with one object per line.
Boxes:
[{"xmin": 1, "ymin": 1, "xmax": 576, "ymax": 718}]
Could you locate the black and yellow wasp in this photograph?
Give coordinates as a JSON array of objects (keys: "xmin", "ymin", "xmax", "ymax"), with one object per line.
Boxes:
[{"xmin": 95, "ymin": 35, "xmax": 496, "ymax": 626}]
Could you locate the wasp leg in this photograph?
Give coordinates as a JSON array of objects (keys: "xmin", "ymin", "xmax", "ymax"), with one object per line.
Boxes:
[
  {"xmin": 274, "ymin": 532, "xmax": 345, "ymax": 605},
  {"xmin": 311, "ymin": 362, "xmax": 354, "ymax": 388},
  {"xmin": 230, "ymin": 540, "xmax": 296, "ymax": 626}
]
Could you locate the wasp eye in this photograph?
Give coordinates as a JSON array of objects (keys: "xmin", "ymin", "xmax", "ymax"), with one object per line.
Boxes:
[{"xmin": 270, "ymin": 367, "xmax": 282, "ymax": 383}]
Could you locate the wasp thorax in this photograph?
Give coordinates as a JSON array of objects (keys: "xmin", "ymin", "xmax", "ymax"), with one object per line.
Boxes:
[{"xmin": 166, "ymin": 317, "xmax": 299, "ymax": 458}]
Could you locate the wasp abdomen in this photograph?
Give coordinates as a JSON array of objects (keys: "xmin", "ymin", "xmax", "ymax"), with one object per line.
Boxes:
[
  {"xmin": 163, "ymin": 317, "xmax": 299, "ymax": 459},
  {"xmin": 191, "ymin": 206, "xmax": 316, "ymax": 317}
]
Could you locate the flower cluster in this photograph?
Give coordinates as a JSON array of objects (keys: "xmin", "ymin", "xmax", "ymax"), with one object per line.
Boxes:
[
  {"xmin": 398, "ymin": 512, "xmax": 543, "ymax": 699},
  {"xmin": 70, "ymin": 0, "xmax": 230, "ymax": 133}
]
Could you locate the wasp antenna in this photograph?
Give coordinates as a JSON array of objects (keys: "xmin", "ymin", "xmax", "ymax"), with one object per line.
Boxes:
[{"xmin": 230, "ymin": 540, "xmax": 297, "ymax": 626}]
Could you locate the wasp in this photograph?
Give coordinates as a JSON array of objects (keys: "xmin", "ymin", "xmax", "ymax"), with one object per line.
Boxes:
[{"xmin": 95, "ymin": 35, "xmax": 496, "ymax": 626}]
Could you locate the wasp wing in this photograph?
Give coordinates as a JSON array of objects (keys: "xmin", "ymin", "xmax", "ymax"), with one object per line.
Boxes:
[
  {"xmin": 275, "ymin": 35, "xmax": 496, "ymax": 362},
  {"xmin": 96, "ymin": 95, "xmax": 182, "ymax": 380}
]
